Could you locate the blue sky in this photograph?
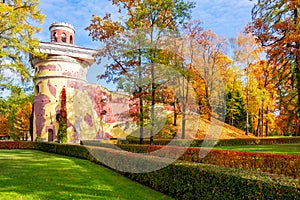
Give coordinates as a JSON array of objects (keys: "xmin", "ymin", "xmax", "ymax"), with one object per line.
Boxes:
[{"xmin": 36, "ymin": 0, "xmax": 255, "ymax": 90}]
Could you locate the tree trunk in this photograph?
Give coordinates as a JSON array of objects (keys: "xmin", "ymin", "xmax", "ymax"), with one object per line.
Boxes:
[
  {"xmin": 30, "ymin": 104, "xmax": 34, "ymax": 141},
  {"xmin": 181, "ymin": 106, "xmax": 186, "ymax": 139},
  {"xmin": 150, "ymin": 58, "xmax": 155, "ymax": 145},
  {"xmin": 205, "ymin": 83, "xmax": 212, "ymax": 120},
  {"xmin": 231, "ymin": 111, "xmax": 234, "ymax": 126},
  {"xmin": 138, "ymin": 50, "xmax": 144, "ymax": 144},
  {"xmin": 245, "ymin": 92, "xmax": 249, "ymax": 136},
  {"xmin": 173, "ymin": 98, "xmax": 177, "ymax": 126},
  {"xmin": 295, "ymin": 47, "xmax": 300, "ymax": 136},
  {"xmin": 150, "ymin": 80, "xmax": 155, "ymax": 145},
  {"xmin": 261, "ymin": 104, "xmax": 264, "ymax": 137},
  {"xmin": 181, "ymin": 76, "xmax": 186, "ymax": 139},
  {"xmin": 265, "ymin": 106, "xmax": 269, "ymax": 137},
  {"xmin": 256, "ymin": 108, "xmax": 261, "ymax": 137},
  {"xmin": 139, "ymin": 86, "xmax": 144, "ymax": 144},
  {"xmin": 182, "ymin": 78, "xmax": 190, "ymax": 139},
  {"xmin": 294, "ymin": 7, "xmax": 300, "ymax": 136}
]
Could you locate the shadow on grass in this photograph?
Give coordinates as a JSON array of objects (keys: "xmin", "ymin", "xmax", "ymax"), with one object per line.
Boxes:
[{"xmin": 0, "ymin": 149, "xmax": 172, "ymax": 200}]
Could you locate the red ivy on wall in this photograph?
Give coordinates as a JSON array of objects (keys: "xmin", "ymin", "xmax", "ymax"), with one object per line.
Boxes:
[{"xmin": 60, "ymin": 87, "xmax": 67, "ymax": 121}]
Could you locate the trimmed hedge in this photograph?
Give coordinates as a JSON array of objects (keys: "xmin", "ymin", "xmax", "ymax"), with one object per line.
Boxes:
[
  {"xmin": 0, "ymin": 141, "xmax": 299, "ymax": 199},
  {"xmin": 80, "ymin": 141, "xmax": 300, "ymax": 178},
  {"xmin": 0, "ymin": 141, "xmax": 33, "ymax": 149},
  {"xmin": 127, "ymin": 161, "xmax": 300, "ymax": 200},
  {"xmin": 32, "ymin": 142, "xmax": 90, "ymax": 159},
  {"xmin": 80, "ymin": 140, "xmax": 120, "ymax": 149},
  {"xmin": 115, "ymin": 144, "xmax": 300, "ymax": 179},
  {"xmin": 33, "ymin": 142, "xmax": 300, "ymax": 199},
  {"xmin": 114, "ymin": 137, "xmax": 300, "ymax": 147}
]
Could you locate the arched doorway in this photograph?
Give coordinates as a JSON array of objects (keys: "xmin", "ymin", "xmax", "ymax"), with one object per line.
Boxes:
[{"xmin": 48, "ymin": 129, "xmax": 54, "ymax": 142}]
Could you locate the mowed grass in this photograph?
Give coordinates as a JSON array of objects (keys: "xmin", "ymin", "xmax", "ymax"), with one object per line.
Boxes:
[
  {"xmin": 214, "ymin": 143, "xmax": 300, "ymax": 155},
  {"xmin": 0, "ymin": 150, "xmax": 172, "ymax": 200}
]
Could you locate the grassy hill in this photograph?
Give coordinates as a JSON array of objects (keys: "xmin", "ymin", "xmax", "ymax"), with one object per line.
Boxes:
[
  {"xmin": 156, "ymin": 114, "xmax": 255, "ymax": 140},
  {"xmin": 121, "ymin": 113, "xmax": 255, "ymax": 140}
]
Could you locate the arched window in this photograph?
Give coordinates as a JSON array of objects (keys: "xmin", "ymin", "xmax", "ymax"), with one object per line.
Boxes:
[
  {"xmin": 53, "ymin": 32, "xmax": 58, "ymax": 42},
  {"xmin": 101, "ymin": 110, "xmax": 107, "ymax": 115},
  {"xmin": 61, "ymin": 33, "xmax": 66, "ymax": 43},
  {"xmin": 48, "ymin": 129, "xmax": 54, "ymax": 142},
  {"xmin": 35, "ymin": 85, "xmax": 39, "ymax": 95},
  {"xmin": 70, "ymin": 35, "xmax": 73, "ymax": 44}
]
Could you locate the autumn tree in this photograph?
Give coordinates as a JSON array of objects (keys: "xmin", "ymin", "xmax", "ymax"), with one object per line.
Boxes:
[
  {"xmin": 0, "ymin": 0, "xmax": 44, "ymax": 89},
  {"xmin": 86, "ymin": 0, "xmax": 195, "ymax": 143},
  {"xmin": 173, "ymin": 21, "xmax": 226, "ymax": 120},
  {"xmin": 0, "ymin": 114, "xmax": 10, "ymax": 137},
  {"xmin": 0, "ymin": 95, "xmax": 10, "ymax": 138},
  {"xmin": 247, "ymin": 0, "xmax": 300, "ymax": 135},
  {"xmin": 13, "ymin": 101, "xmax": 32, "ymax": 140},
  {"xmin": 179, "ymin": 20, "xmax": 228, "ymax": 125},
  {"xmin": 162, "ymin": 20, "xmax": 228, "ymax": 139},
  {"xmin": 167, "ymin": 39, "xmax": 194, "ymax": 139},
  {"xmin": 0, "ymin": 88, "xmax": 33, "ymax": 140}
]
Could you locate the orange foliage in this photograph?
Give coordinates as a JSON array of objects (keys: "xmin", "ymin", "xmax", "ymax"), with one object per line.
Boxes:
[
  {"xmin": 14, "ymin": 102, "xmax": 32, "ymax": 139},
  {"xmin": 0, "ymin": 115, "xmax": 10, "ymax": 137}
]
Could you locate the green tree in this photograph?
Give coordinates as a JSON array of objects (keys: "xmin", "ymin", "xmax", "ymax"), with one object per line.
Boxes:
[
  {"xmin": 225, "ymin": 90, "xmax": 247, "ymax": 130},
  {"xmin": 0, "ymin": 0, "xmax": 44, "ymax": 88}
]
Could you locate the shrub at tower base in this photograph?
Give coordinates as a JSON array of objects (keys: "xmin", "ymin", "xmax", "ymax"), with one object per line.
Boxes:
[{"xmin": 57, "ymin": 122, "xmax": 67, "ymax": 143}]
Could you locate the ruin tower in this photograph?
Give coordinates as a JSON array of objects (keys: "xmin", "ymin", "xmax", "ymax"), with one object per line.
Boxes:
[{"xmin": 32, "ymin": 22, "xmax": 96, "ymax": 142}]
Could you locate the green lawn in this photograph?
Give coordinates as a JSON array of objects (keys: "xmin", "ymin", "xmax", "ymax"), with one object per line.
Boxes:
[
  {"xmin": 214, "ymin": 143, "xmax": 300, "ymax": 155},
  {"xmin": 0, "ymin": 150, "xmax": 172, "ymax": 200}
]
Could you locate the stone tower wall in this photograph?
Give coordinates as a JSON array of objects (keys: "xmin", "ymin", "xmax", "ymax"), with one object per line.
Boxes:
[{"xmin": 32, "ymin": 22, "xmax": 134, "ymax": 143}]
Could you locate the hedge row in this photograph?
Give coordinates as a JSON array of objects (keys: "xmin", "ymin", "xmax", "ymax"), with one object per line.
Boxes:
[
  {"xmin": 151, "ymin": 145, "xmax": 300, "ymax": 179},
  {"xmin": 216, "ymin": 137, "xmax": 300, "ymax": 146},
  {"xmin": 87, "ymin": 143, "xmax": 300, "ymax": 179},
  {"xmin": 114, "ymin": 137, "xmax": 300, "ymax": 146},
  {"xmin": 0, "ymin": 141, "xmax": 299, "ymax": 199},
  {"xmin": 0, "ymin": 141, "xmax": 33, "ymax": 149},
  {"xmin": 127, "ymin": 162, "xmax": 300, "ymax": 200},
  {"xmin": 32, "ymin": 142, "xmax": 90, "ymax": 159},
  {"xmin": 32, "ymin": 142, "xmax": 300, "ymax": 199},
  {"xmin": 80, "ymin": 141, "xmax": 300, "ymax": 178}
]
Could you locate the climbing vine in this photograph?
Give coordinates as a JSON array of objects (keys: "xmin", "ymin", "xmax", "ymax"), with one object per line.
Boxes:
[{"xmin": 57, "ymin": 87, "xmax": 68, "ymax": 143}]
